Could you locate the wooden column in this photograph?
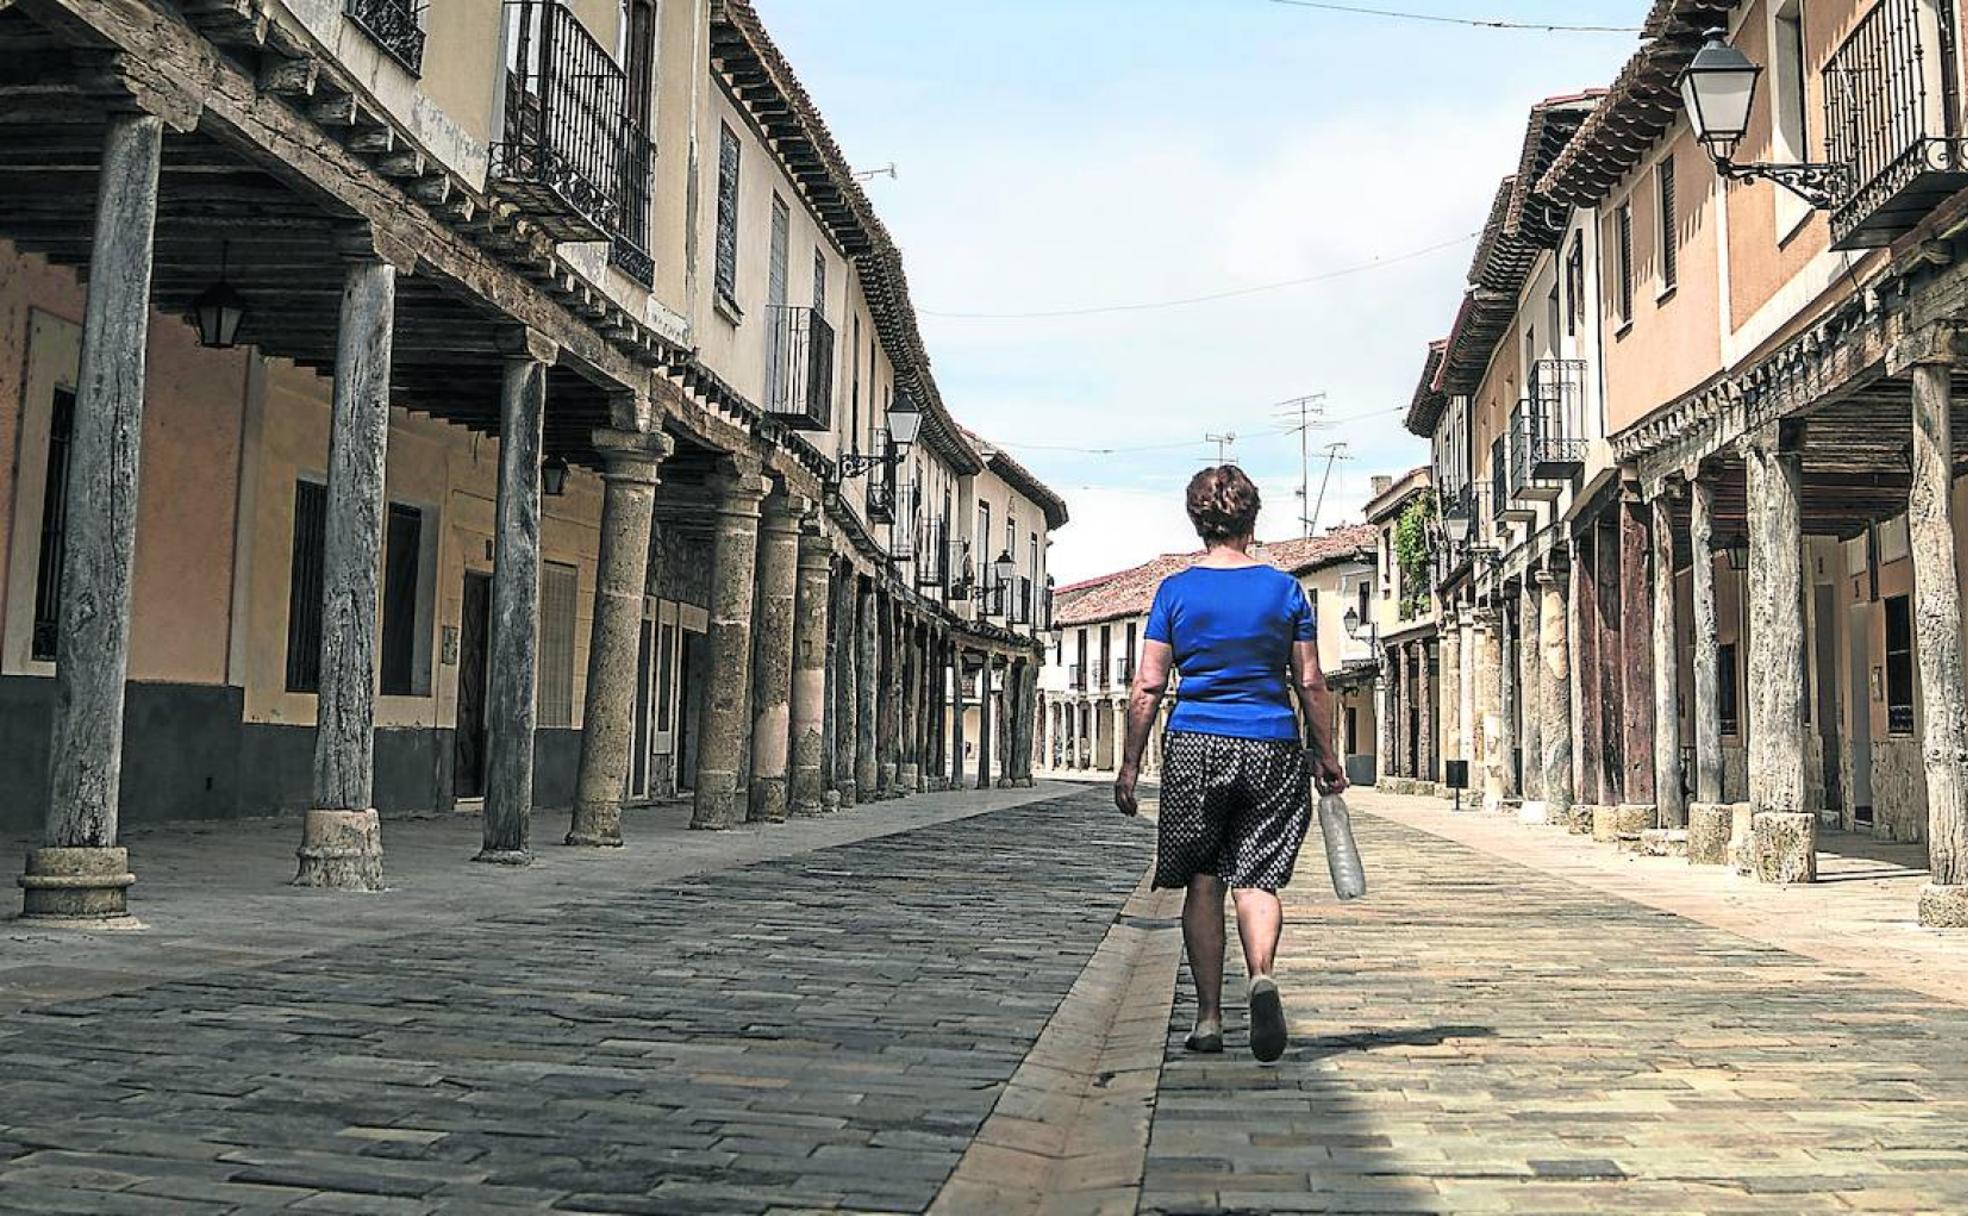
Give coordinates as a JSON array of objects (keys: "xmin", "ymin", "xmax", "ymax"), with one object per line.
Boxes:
[
  {"xmin": 293, "ymin": 255, "xmax": 396, "ymax": 889},
  {"xmin": 1417, "ymin": 637, "xmax": 1436, "ymax": 783},
  {"xmin": 1620, "ymin": 496, "xmax": 1657, "ymax": 811},
  {"xmin": 1689, "ymin": 474, "xmax": 1724, "ymax": 804},
  {"xmin": 855, "ymin": 580, "xmax": 879, "ymax": 798},
  {"xmin": 1906, "ymin": 351, "xmax": 1968, "ymax": 923},
  {"xmin": 478, "ymin": 342, "xmax": 553, "ymax": 863},
  {"xmin": 1743, "ymin": 426, "xmax": 1813, "ymax": 881},
  {"xmin": 898, "ymin": 618, "xmax": 922, "ymax": 793},
  {"xmin": 950, "ymin": 645, "xmax": 967, "ymax": 790},
  {"xmin": 1652, "ymin": 486, "xmax": 1686, "ymax": 827},
  {"xmin": 566, "ymin": 428, "xmax": 671, "ymax": 847},
  {"xmin": 687, "ymin": 459, "xmax": 768, "ymax": 831},
  {"xmin": 1384, "ymin": 645, "xmax": 1404, "ymax": 780},
  {"xmin": 22, "ymin": 114, "xmax": 163, "ymax": 918},
  {"xmin": 976, "ymin": 654, "xmax": 994, "ymax": 790},
  {"xmin": 1573, "ymin": 531, "xmax": 1602, "ymax": 808}
]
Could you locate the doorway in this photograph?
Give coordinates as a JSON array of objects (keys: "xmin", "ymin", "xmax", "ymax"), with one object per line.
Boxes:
[
  {"xmin": 1814, "ymin": 584, "xmax": 1843, "ymax": 813},
  {"xmin": 1848, "ymin": 601, "xmax": 1874, "ymax": 825},
  {"xmin": 453, "ymin": 572, "xmax": 492, "ymax": 800}
]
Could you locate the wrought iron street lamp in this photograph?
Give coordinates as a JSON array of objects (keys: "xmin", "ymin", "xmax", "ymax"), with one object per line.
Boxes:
[
  {"xmin": 192, "ymin": 241, "xmax": 247, "ymax": 349},
  {"xmin": 836, "ymin": 393, "xmax": 922, "ymax": 479},
  {"xmin": 1439, "ymin": 502, "xmax": 1472, "ymax": 548},
  {"xmin": 541, "ymin": 453, "xmax": 570, "ymax": 497},
  {"xmin": 1343, "ymin": 606, "xmax": 1363, "ymax": 639},
  {"xmin": 1679, "ymin": 31, "xmax": 1842, "ymax": 208}
]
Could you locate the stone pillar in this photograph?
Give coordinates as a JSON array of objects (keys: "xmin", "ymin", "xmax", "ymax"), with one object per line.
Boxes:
[
  {"xmin": 565, "ymin": 428, "xmax": 670, "ymax": 847},
  {"xmin": 790, "ymin": 527, "xmax": 834, "ymax": 817},
  {"xmin": 1906, "ymin": 356, "xmax": 1968, "ymax": 924},
  {"xmin": 1519, "ymin": 579, "xmax": 1542, "ymax": 805},
  {"xmin": 1573, "ymin": 534, "xmax": 1602, "ymax": 805},
  {"xmin": 20, "ymin": 114, "xmax": 162, "ymax": 918},
  {"xmin": 1474, "ymin": 608, "xmax": 1504, "ymax": 810},
  {"xmin": 1458, "ymin": 609, "xmax": 1477, "ymax": 766},
  {"xmin": 898, "ymin": 619, "xmax": 922, "ymax": 793},
  {"xmin": 688, "ymin": 460, "xmax": 768, "ymax": 831},
  {"xmin": 1385, "ymin": 645, "xmax": 1404, "ymax": 781},
  {"xmin": 1620, "ymin": 496, "xmax": 1657, "ymax": 812},
  {"xmin": 1417, "ymin": 637, "xmax": 1436, "ymax": 783},
  {"xmin": 874, "ymin": 596, "xmax": 896, "ymax": 797},
  {"xmin": 1690, "ymin": 475, "xmax": 1724, "ymax": 804},
  {"xmin": 831, "ymin": 565, "xmax": 858, "ymax": 807},
  {"xmin": 477, "ymin": 343, "xmax": 553, "ymax": 864},
  {"xmin": 291, "ymin": 255, "xmax": 396, "ymax": 890},
  {"xmin": 976, "ymin": 654, "xmax": 995, "ymax": 790},
  {"xmin": 1538, "ymin": 569, "xmax": 1573, "ymax": 820},
  {"xmin": 1743, "ymin": 429, "xmax": 1813, "ymax": 882},
  {"xmin": 1652, "ymin": 487, "xmax": 1686, "ymax": 828},
  {"xmin": 944, "ymin": 645, "xmax": 960, "ymax": 787},
  {"xmin": 820, "ymin": 560, "xmax": 840, "ymax": 808},
  {"xmin": 927, "ymin": 631, "xmax": 946, "ymax": 789},
  {"xmin": 1016, "ymin": 660, "xmax": 1038, "ymax": 786},
  {"xmin": 745, "ymin": 487, "xmax": 806, "ymax": 823},
  {"xmin": 1439, "ymin": 613, "xmax": 1462, "ymax": 771},
  {"xmin": 856, "ymin": 581, "xmax": 879, "ymax": 797},
  {"xmin": 1375, "ymin": 659, "xmax": 1394, "ymax": 785}
]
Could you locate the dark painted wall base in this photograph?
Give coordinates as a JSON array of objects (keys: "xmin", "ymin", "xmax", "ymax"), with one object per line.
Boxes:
[{"xmin": 0, "ymin": 675, "xmax": 581, "ymax": 836}]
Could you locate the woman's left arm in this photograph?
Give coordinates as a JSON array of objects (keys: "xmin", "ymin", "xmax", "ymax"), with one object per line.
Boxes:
[
  {"xmin": 1291, "ymin": 639, "xmax": 1349, "ymax": 795},
  {"xmin": 1114, "ymin": 640, "xmax": 1173, "ymax": 816}
]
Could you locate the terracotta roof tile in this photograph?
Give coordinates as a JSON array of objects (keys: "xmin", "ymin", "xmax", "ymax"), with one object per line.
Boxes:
[{"xmin": 1052, "ymin": 525, "xmax": 1377, "ymax": 628}]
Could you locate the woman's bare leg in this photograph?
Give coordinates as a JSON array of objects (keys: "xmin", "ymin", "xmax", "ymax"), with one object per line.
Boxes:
[
  {"xmin": 1231, "ymin": 887, "xmax": 1283, "ymax": 979},
  {"xmin": 1182, "ymin": 874, "xmax": 1227, "ymax": 1024}
]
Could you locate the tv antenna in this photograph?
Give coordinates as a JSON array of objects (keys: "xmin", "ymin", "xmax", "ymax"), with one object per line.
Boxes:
[
  {"xmin": 1304, "ymin": 441, "xmax": 1352, "ymax": 535},
  {"xmin": 1275, "ymin": 393, "xmax": 1330, "ymax": 537},
  {"xmin": 854, "ymin": 162, "xmax": 898, "ymax": 182},
  {"xmin": 1205, "ymin": 431, "xmax": 1238, "ymax": 464}
]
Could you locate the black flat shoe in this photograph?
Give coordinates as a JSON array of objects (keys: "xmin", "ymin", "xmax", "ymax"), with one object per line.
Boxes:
[
  {"xmin": 1249, "ymin": 977, "xmax": 1286, "ymax": 1063},
  {"xmin": 1184, "ymin": 1030, "xmax": 1223, "ymax": 1053}
]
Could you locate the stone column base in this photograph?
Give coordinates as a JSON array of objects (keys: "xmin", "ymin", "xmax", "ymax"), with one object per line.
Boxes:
[
  {"xmin": 878, "ymin": 763, "xmax": 898, "ymax": 797},
  {"xmin": 1638, "ymin": 828, "xmax": 1689, "ymax": 858},
  {"xmin": 792, "ymin": 797, "xmax": 828, "ymax": 818},
  {"xmin": 1518, "ymin": 800, "xmax": 1549, "ymax": 825},
  {"xmin": 1687, "ymin": 803, "xmax": 1733, "ymax": 866},
  {"xmin": 1752, "ymin": 811, "xmax": 1817, "ymax": 884},
  {"xmin": 1918, "ymin": 883, "xmax": 1968, "ymax": 927},
  {"xmin": 1729, "ymin": 803, "xmax": 1758, "ymax": 874},
  {"xmin": 294, "ymin": 809, "xmax": 384, "ymax": 890},
  {"xmin": 564, "ymin": 800, "xmax": 625, "ymax": 848},
  {"xmin": 19, "ymin": 846, "xmax": 136, "ymax": 918},
  {"xmin": 897, "ymin": 763, "xmax": 920, "ymax": 794},
  {"xmin": 835, "ymin": 782, "xmax": 855, "ymax": 809},
  {"xmin": 1568, "ymin": 804, "xmax": 1599, "ymax": 835},
  {"xmin": 926, "ymin": 776, "xmax": 948, "ymax": 793}
]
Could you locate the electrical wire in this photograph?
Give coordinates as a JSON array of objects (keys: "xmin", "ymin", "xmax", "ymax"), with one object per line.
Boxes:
[
  {"xmin": 990, "ymin": 407, "xmax": 1408, "ymax": 456},
  {"xmin": 920, "ymin": 232, "xmax": 1478, "ymax": 320},
  {"xmin": 1264, "ymin": 0, "xmax": 1641, "ymax": 33}
]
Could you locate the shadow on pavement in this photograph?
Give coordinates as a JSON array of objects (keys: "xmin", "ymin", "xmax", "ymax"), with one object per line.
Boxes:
[{"xmin": 1289, "ymin": 1023, "xmax": 1495, "ymax": 1060}]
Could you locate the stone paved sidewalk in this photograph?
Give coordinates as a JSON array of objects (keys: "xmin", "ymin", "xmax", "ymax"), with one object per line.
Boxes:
[
  {"xmin": 0, "ymin": 790, "xmax": 1152, "ymax": 1214},
  {"xmin": 1141, "ymin": 794, "xmax": 1968, "ymax": 1215}
]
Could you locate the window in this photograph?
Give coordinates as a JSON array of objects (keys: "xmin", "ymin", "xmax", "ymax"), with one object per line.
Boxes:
[
  {"xmin": 1099, "ymin": 625, "xmax": 1112, "ymax": 688},
  {"xmin": 29, "ymin": 387, "xmax": 75, "ymax": 663},
  {"xmin": 1718, "ymin": 642, "xmax": 1739, "ymax": 736},
  {"xmin": 656, "ymin": 623, "xmax": 676, "ymax": 731},
  {"xmin": 1076, "ymin": 629, "xmax": 1088, "ymax": 689},
  {"xmin": 379, "ymin": 503, "xmax": 428, "ymax": 696},
  {"xmin": 976, "ymin": 501, "xmax": 991, "ymax": 573},
  {"xmin": 812, "ymin": 248, "xmax": 827, "ymax": 315},
  {"xmin": 285, "ymin": 479, "xmax": 329, "ymax": 694},
  {"xmin": 714, "ymin": 122, "xmax": 741, "ymax": 311},
  {"xmin": 1773, "ymin": 0, "xmax": 1807, "ymax": 161},
  {"xmin": 1357, "ymin": 577, "xmax": 1370, "ymax": 628},
  {"xmin": 1886, "ymin": 594, "xmax": 1915, "ymax": 735},
  {"xmin": 1124, "ymin": 622, "xmax": 1137, "ymax": 681},
  {"xmin": 849, "ymin": 315, "xmax": 861, "ymax": 455},
  {"xmin": 1656, "ymin": 155, "xmax": 1678, "ymax": 293},
  {"xmin": 1615, "ymin": 201, "xmax": 1635, "ymax": 326},
  {"xmin": 1565, "ymin": 233, "xmax": 1585, "ymax": 337},
  {"xmin": 537, "ymin": 562, "xmax": 579, "ymax": 728}
]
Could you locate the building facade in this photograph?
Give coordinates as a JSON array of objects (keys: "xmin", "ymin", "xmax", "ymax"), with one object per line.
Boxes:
[
  {"xmin": 1040, "ymin": 527, "xmax": 1379, "ymax": 782},
  {"xmin": 1379, "ymin": 0, "xmax": 1968, "ymax": 927},
  {"xmin": 0, "ymin": 0, "xmax": 1062, "ymax": 916}
]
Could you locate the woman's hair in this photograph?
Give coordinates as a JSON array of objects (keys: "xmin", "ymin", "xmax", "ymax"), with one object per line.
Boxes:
[{"xmin": 1185, "ymin": 465, "xmax": 1261, "ymax": 543}]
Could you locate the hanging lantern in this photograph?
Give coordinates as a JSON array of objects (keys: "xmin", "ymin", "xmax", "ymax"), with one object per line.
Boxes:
[
  {"xmin": 542, "ymin": 453, "xmax": 570, "ymax": 497},
  {"xmin": 192, "ymin": 241, "xmax": 247, "ymax": 349}
]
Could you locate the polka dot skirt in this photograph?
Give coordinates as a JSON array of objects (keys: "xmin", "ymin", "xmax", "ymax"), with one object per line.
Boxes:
[{"xmin": 1153, "ymin": 730, "xmax": 1312, "ymax": 892}]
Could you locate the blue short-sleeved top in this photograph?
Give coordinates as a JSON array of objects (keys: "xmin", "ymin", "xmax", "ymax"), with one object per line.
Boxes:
[{"xmin": 1144, "ymin": 564, "xmax": 1315, "ymax": 742}]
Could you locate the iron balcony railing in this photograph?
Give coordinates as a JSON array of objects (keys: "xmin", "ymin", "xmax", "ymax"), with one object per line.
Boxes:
[
  {"xmin": 1527, "ymin": 359, "xmax": 1587, "ymax": 477},
  {"xmin": 1826, "ymin": 0, "xmax": 1968, "ymax": 249},
  {"xmin": 1116, "ymin": 653, "xmax": 1135, "ymax": 686},
  {"xmin": 761, "ymin": 305, "xmax": 835, "ymax": 430},
  {"xmin": 915, "ymin": 520, "xmax": 948, "ymax": 589},
  {"xmin": 945, "ymin": 538, "xmax": 972, "ymax": 600},
  {"xmin": 610, "ymin": 117, "xmax": 654, "ymax": 285},
  {"xmin": 1006, "ymin": 577, "xmax": 1034, "ymax": 626},
  {"xmin": 493, "ymin": 0, "xmax": 627, "ymax": 242},
  {"xmin": 1069, "ymin": 663, "xmax": 1087, "ymax": 691},
  {"xmin": 1489, "ymin": 440, "xmax": 1510, "ymax": 524},
  {"xmin": 345, "ymin": 0, "xmax": 426, "ymax": 73}
]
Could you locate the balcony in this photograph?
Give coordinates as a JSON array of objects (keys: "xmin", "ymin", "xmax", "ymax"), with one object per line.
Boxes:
[
  {"xmin": 609, "ymin": 119, "xmax": 654, "ymax": 285},
  {"xmin": 345, "ymin": 0, "xmax": 426, "ymax": 74},
  {"xmin": 1006, "ymin": 577, "xmax": 1034, "ymax": 626},
  {"xmin": 1493, "ymin": 437, "xmax": 1533, "ymax": 524},
  {"xmin": 1116, "ymin": 654, "xmax": 1136, "ymax": 687},
  {"xmin": 1069, "ymin": 663, "xmax": 1087, "ymax": 692},
  {"xmin": 945, "ymin": 538, "xmax": 973, "ymax": 600},
  {"xmin": 1826, "ymin": 0, "xmax": 1968, "ymax": 250},
  {"xmin": 915, "ymin": 521, "xmax": 948, "ymax": 589},
  {"xmin": 492, "ymin": 0, "xmax": 627, "ymax": 242},
  {"xmin": 762, "ymin": 305, "xmax": 835, "ymax": 430}
]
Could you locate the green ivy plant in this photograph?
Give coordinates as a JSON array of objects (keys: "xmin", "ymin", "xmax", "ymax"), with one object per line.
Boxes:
[{"xmin": 1392, "ymin": 494, "xmax": 1436, "ymax": 621}]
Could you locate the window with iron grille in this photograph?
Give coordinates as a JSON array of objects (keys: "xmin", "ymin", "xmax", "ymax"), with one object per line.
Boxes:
[
  {"xmin": 285, "ymin": 479, "xmax": 329, "ymax": 694},
  {"xmin": 1886, "ymin": 594, "xmax": 1915, "ymax": 735},
  {"xmin": 1565, "ymin": 233, "xmax": 1584, "ymax": 336},
  {"xmin": 1717, "ymin": 641, "xmax": 1739, "ymax": 737},
  {"xmin": 1615, "ymin": 201, "xmax": 1634, "ymax": 325},
  {"xmin": 537, "ymin": 561, "xmax": 579, "ymax": 728},
  {"xmin": 1656, "ymin": 155, "xmax": 1678, "ymax": 293},
  {"xmin": 379, "ymin": 503, "xmax": 426, "ymax": 696},
  {"xmin": 30, "ymin": 387, "xmax": 75, "ymax": 663},
  {"xmin": 344, "ymin": 0, "xmax": 426, "ymax": 75},
  {"xmin": 714, "ymin": 123, "xmax": 741, "ymax": 311}
]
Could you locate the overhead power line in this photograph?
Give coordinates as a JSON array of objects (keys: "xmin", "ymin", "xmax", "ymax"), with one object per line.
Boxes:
[
  {"xmin": 1264, "ymin": 0, "xmax": 1641, "ymax": 33},
  {"xmin": 920, "ymin": 231, "xmax": 1477, "ymax": 320}
]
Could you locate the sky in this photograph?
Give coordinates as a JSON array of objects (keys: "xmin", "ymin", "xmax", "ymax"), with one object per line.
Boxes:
[{"xmin": 756, "ymin": 0, "xmax": 1647, "ymax": 584}]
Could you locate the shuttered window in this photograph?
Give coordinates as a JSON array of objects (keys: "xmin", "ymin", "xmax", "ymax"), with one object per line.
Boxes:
[
  {"xmin": 285, "ymin": 479, "xmax": 329, "ymax": 694},
  {"xmin": 1565, "ymin": 233, "xmax": 1584, "ymax": 336},
  {"xmin": 1657, "ymin": 156, "xmax": 1678, "ymax": 293},
  {"xmin": 379, "ymin": 503, "xmax": 424, "ymax": 696},
  {"xmin": 714, "ymin": 123, "xmax": 741, "ymax": 307},
  {"xmin": 1717, "ymin": 642, "xmax": 1739, "ymax": 737},
  {"xmin": 1886, "ymin": 594, "xmax": 1915, "ymax": 735},
  {"xmin": 537, "ymin": 561, "xmax": 579, "ymax": 728},
  {"xmin": 30, "ymin": 387, "xmax": 76, "ymax": 663},
  {"xmin": 1616, "ymin": 202, "xmax": 1635, "ymax": 325},
  {"xmin": 812, "ymin": 248, "xmax": 827, "ymax": 315}
]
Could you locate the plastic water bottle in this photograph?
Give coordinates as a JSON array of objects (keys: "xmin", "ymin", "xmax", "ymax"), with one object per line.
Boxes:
[{"xmin": 1318, "ymin": 793, "xmax": 1367, "ymax": 902}]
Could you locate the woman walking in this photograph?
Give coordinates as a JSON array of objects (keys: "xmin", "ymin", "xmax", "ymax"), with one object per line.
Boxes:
[{"xmin": 1112, "ymin": 465, "xmax": 1348, "ymax": 1062}]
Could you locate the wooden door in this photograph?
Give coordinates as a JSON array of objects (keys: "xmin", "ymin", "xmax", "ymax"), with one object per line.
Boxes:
[{"xmin": 454, "ymin": 572, "xmax": 493, "ymax": 799}]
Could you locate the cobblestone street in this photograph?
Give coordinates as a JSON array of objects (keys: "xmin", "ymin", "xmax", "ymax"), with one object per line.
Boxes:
[{"xmin": 7, "ymin": 786, "xmax": 1968, "ymax": 1214}]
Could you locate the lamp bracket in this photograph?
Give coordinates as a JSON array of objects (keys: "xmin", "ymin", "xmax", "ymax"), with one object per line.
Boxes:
[
  {"xmin": 1715, "ymin": 157, "xmax": 1845, "ymax": 210},
  {"xmin": 836, "ymin": 451, "xmax": 900, "ymax": 480}
]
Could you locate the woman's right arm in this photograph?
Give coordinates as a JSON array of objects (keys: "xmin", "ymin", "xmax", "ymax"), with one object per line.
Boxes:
[
  {"xmin": 1290, "ymin": 638, "xmax": 1348, "ymax": 795},
  {"xmin": 1114, "ymin": 640, "xmax": 1173, "ymax": 817}
]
